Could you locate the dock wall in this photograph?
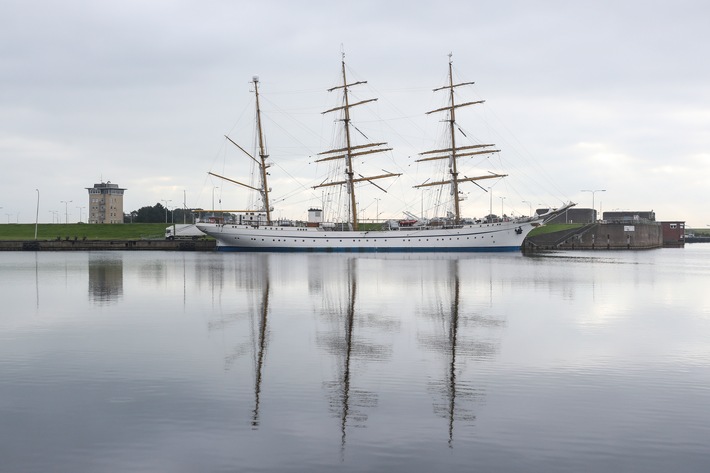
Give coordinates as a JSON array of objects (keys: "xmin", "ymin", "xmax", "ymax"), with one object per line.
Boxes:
[
  {"xmin": 526, "ymin": 222, "xmax": 663, "ymax": 251},
  {"xmin": 0, "ymin": 240, "xmax": 216, "ymax": 251}
]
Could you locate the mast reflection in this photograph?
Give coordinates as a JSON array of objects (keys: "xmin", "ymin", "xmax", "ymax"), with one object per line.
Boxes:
[
  {"xmin": 207, "ymin": 254, "xmax": 271, "ymax": 430},
  {"xmin": 251, "ymin": 256, "xmax": 270, "ymax": 428},
  {"xmin": 420, "ymin": 258, "xmax": 504, "ymax": 447},
  {"xmin": 318, "ymin": 257, "xmax": 378, "ymax": 456}
]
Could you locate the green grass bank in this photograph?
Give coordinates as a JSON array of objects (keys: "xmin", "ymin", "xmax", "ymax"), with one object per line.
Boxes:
[
  {"xmin": 0, "ymin": 223, "xmax": 168, "ymax": 241},
  {"xmin": 527, "ymin": 223, "xmax": 584, "ymax": 237}
]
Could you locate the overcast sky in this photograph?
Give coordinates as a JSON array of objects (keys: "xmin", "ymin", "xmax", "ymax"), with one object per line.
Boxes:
[{"xmin": 1, "ymin": 0, "xmax": 708, "ymax": 226}]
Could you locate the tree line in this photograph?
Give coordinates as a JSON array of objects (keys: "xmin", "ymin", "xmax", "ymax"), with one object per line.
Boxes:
[{"xmin": 125, "ymin": 203, "xmax": 198, "ymax": 224}]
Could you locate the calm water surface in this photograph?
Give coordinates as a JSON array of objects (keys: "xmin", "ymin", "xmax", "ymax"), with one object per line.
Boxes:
[{"xmin": 1, "ymin": 247, "xmax": 710, "ymax": 472}]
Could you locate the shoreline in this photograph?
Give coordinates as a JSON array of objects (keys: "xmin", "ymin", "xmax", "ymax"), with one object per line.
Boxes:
[{"xmin": 0, "ymin": 239, "xmax": 216, "ymax": 251}]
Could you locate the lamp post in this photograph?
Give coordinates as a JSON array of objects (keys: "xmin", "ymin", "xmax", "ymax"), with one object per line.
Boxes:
[
  {"xmin": 212, "ymin": 187, "xmax": 219, "ymax": 215},
  {"xmin": 522, "ymin": 200, "xmax": 532, "ymax": 217},
  {"xmin": 161, "ymin": 199, "xmax": 172, "ymax": 224},
  {"xmin": 581, "ymin": 189, "xmax": 606, "ymax": 222},
  {"xmin": 60, "ymin": 200, "xmax": 72, "ymax": 224},
  {"xmin": 488, "ymin": 187, "xmax": 493, "ymax": 221},
  {"xmin": 374, "ymin": 197, "xmax": 381, "ymax": 222},
  {"xmin": 500, "ymin": 196, "xmax": 506, "ymax": 219},
  {"xmin": 76, "ymin": 206, "xmax": 85, "ymax": 223},
  {"xmin": 35, "ymin": 189, "xmax": 40, "ymax": 240}
]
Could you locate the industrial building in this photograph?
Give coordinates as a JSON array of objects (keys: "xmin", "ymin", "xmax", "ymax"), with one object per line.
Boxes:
[{"xmin": 661, "ymin": 221, "xmax": 686, "ymax": 247}]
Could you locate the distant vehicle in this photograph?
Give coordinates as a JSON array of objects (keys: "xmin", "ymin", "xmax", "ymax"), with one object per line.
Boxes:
[{"xmin": 165, "ymin": 224, "xmax": 206, "ymax": 240}]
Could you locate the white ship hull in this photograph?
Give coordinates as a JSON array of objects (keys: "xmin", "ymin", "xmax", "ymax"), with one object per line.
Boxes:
[{"xmin": 196, "ymin": 219, "xmax": 540, "ymax": 252}]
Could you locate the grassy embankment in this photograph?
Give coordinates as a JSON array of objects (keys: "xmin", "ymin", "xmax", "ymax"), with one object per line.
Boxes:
[
  {"xmin": 527, "ymin": 223, "xmax": 584, "ymax": 237},
  {"xmin": 0, "ymin": 223, "xmax": 167, "ymax": 241}
]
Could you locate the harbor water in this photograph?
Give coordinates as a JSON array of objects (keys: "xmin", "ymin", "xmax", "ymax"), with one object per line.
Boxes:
[{"xmin": 1, "ymin": 247, "xmax": 709, "ymax": 472}]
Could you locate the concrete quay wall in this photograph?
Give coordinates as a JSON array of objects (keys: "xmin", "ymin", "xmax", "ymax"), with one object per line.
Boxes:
[
  {"xmin": 527, "ymin": 222, "xmax": 663, "ymax": 250},
  {"xmin": 0, "ymin": 239, "xmax": 216, "ymax": 251}
]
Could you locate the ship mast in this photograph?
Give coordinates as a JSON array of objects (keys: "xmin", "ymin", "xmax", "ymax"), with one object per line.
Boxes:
[
  {"xmin": 415, "ymin": 54, "xmax": 506, "ymax": 224},
  {"xmin": 209, "ymin": 76, "xmax": 273, "ymax": 224},
  {"xmin": 253, "ymin": 77, "xmax": 272, "ymax": 224},
  {"xmin": 313, "ymin": 55, "xmax": 401, "ymax": 230}
]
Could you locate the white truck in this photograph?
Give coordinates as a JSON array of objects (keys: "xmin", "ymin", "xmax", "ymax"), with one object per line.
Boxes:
[{"xmin": 165, "ymin": 224, "xmax": 206, "ymax": 240}]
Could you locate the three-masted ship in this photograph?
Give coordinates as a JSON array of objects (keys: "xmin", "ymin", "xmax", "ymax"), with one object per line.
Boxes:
[{"xmin": 197, "ymin": 56, "xmax": 571, "ymax": 252}]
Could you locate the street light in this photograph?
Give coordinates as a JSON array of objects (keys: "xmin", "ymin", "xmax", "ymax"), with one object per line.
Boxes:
[
  {"xmin": 183, "ymin": 190, "xmax": 187, "ymax": 224},
  {"xmin": 212, "ymin": 187, "xmax": 219, "ymax": 215},
  {"xmin": 35, "ymin": 189, "xmax": 40, "ymax": 240},
  {"xmin": 488, "ymin": 187, "xmax": 493, "ymax": 220},
  {"xmin": 60, "ymin": 200, "xmax": 72, "ymax": 224},
  {"xmin": 161, "ymin": 199, "xmax": 172, "ymax": 224},
  {"xmin": 581, "ymin": 189, "xmax": 606, "ymax": 222},
  {"xmin": 374, "ymin": 197, "xmax": 381, "ymax": 222},
  {"xmin": 76, "ymin": 206, "xmax": 85, "ymax": 223},
  {"xmin": 500, "ymin": 196, "xmax": 506, "ymax": 218},
  {"xmin": 522, "ymin": 200, "xmax": 532, "ymax": 217}
]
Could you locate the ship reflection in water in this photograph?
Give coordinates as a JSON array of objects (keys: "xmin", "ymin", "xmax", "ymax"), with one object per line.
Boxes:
[{"xmin": 207, "ymin": 253, "xmax": 502, "ymax": 452}]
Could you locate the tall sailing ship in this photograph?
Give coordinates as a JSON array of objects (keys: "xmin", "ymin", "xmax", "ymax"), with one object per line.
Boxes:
[{"xmin": 197, "ymin": 56, "xmax": 573, "ymax": 252}]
